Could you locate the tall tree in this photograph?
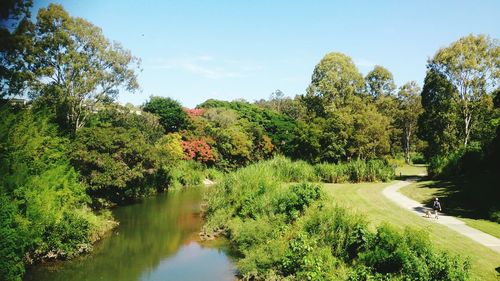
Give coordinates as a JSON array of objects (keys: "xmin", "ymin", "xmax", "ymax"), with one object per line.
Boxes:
[
  {"xmin": 365, "ymin": 65, "xmax": 396, "ymax": 98},
  {"xmin": 303, "ymin": 52, "xmax": 364, "ymax": 116},
  {"xmin": 428, "ymin": 34, "xmax": 499, "ymax": 148},
  {"xmin": 2, "ymin": 4, "xmax": 140, "ymax": 134},
  {"xmin": 418, "ymin": 70, "xmax": 461, "ymax": 158},
  {"xmin": 396, "ymin": 81, "xmax": 422, "ymax": 164},
  {"xmin": 143, "ymin": 96, "xmax": 189, "ymax": 133}
]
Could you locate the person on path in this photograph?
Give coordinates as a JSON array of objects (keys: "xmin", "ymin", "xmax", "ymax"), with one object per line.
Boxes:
[{"xmin": 433, "ymin": 198, "xmax": 442, "ymax": 219}]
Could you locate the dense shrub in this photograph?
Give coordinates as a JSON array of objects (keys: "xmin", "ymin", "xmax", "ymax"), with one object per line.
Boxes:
[
  {"xmin": 204, "ymin": 168, "xmax": 224, "ymax": 182},
  {"xmin": 411, "ymin": 152, "xmax": 426, "ymax": 164},
  {"xmin": 427, "ymin": 148, "xmax": 485, "ymax": 178},
  {"xmin": 166, "ymin": 161, "xmax": 204, "ymax": 189},
  {"xmin": 71, "ymin": 127, "xmax": 163, "ymax": 203},
  {"xmin": 0, "ymin": 108, "xmax": 114, "ymax": 280},
  {"xmin": 277, "ymin": 183, "xmax": 323, "ymax": 222},
  {"xmin": 0, "ymin": 193, "xmax": 27, "ymax": 281}
]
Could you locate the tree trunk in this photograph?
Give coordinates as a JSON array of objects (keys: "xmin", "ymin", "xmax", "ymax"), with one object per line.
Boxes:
[
  {"xmin": 464, "ymin": 113, "xmax": 472, "ymax": 149},
  {"xmin": 404, "ymin": 125, "xmax": 411, "ymax": 165}
]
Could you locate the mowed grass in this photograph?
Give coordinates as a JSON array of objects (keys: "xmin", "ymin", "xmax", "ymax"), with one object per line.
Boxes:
[
  {"xmin": 324, "ymin": 181, "xmax": 500, "ymax": 281},
  {"xmin": 395, "ymin": 164, "xmax": 428, "ymax": 177},
  {"xmin": 401, "ymin": 180, "xmax": 500, "ymax": 239}
]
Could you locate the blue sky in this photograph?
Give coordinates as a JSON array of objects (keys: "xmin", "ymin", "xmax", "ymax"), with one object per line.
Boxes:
[{"xmin": 32, "ymin": 0, "xmax": 500, "ymax": 108}]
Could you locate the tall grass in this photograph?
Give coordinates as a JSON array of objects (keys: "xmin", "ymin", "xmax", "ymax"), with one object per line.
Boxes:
[{"xmin": 262, "ymin": 156, "xmax": 394, "ymax": 183}]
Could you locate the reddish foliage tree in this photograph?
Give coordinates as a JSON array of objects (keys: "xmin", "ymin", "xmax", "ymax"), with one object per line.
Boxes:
[
  {"xmin": 183, "ymin": 108, "xmax": 205, "ymax": 117},
  {"xmin": 182, "ymin": 139, "xmax": 215, "ymax": 163}
]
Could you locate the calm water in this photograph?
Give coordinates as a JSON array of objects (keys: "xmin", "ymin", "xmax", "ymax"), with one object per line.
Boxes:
[{"xmin": 24, "ymin": 188, "xmax": 236, "ymax": 281}]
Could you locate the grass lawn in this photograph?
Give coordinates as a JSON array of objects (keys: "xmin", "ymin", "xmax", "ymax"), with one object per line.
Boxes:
[
  {"xmin": 324, "ymin": 181, "xmax": 500, "ymax": 281},
  {"xmin": 401, "ymin": 180, "xmax": 500, "ymax": 239},
  {"xmin": 395, "ymin": 164, "xmax": 427, "ymax": 177}
]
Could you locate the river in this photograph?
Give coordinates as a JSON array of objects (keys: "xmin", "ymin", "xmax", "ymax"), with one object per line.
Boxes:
[{"xmin": 24, "ymin": 188, "xmax": 236, "ymax": 281}]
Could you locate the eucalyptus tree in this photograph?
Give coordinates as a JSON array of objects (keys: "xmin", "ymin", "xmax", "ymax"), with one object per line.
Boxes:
[
  {"xmin": 396, "ymin": 81, "xmax": 422, "ymax": 164},
  {"xmin": 365, "ymin": 65, "xmax": 396, "ymax": 98},
  {"xmin": 303, "ymin": 52, "xmax": 364, "ymax": 116},
  {"xmin": 2, "ymin": 4, "xmax": 140, "ymax": 134},
  {"xmin": 428, "ymin": 34, "xmax": 499, "ymax": 148}
]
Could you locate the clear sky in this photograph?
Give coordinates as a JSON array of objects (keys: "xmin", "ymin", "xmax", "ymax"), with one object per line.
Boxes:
[{"xmin": 32, "ymin": 0, "xmax": 500, "ymax": 108}]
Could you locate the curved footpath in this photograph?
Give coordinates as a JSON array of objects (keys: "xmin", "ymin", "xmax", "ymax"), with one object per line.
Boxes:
[{"xmin": 382, "ymin": 179, "xmax": 500, "ymax": 254}]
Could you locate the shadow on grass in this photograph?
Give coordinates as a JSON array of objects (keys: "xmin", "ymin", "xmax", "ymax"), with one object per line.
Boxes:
[
  {"xmin": 417, "ymin": 174, "xmax": 499, "ymax": 220},
  {"xmin": 395, "ymin": 175, "xmax": 429, "ymax": 181}
]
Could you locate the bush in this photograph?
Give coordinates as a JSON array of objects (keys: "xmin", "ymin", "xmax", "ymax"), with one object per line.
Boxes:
[
  {"xmin": 490, "ymin": 210, "xmax": 500, "ymax": 223},
  {"xmin": 0, "ymin": 108, "xmax": 115, "ymax": 280},
  {"xmin": 0, "ymin": 193, "xmax": 27, "ymax": 281},
  {"xmin": 277, "ymin": 183, "xmax": 323, "ymax": 222},
  {"xmin": 166, "ymin": 161, "xmax": 204, "ymax": 189},
  {"xmin": 359, "ymin": 224, "xmax": 470, "ymax": 280},
  {"xmin": 428, "ymin": 148, "xmax": 484, "ymax": 178},
  {"xmin": 411, "ymin": 152, "xmax": 426, "ymax": 164},
  {"xmin": 204, "ymin": 168, "xmax": 224, "ymax": 182}
]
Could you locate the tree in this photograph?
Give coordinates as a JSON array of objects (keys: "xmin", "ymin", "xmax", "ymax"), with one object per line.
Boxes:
[
  {"xmin": 71, "ymin": 127, "xmax": 161, "ymax": 203},
  {"xmin": 182, "ymin": 139, "xmax": 215, "ymax": 164},
  {"xmin": 428, "ymin": 34, "xmax": 499, "ymax": 148},
  {"xmin": 143, "ymin": 96, "xmax": 189, "ymax": 133},
  {"xmin": 155, "ymin": 133, "xmax": 184, "ymax": 166},
  {"xmin": 90, "ymin": 103, "xmax": 165, "ymax": 143},
  {"xmin": 418, "ymin": 70, "xmax": 461, "ymax": 158},
  {"xmin": 396, "ymin": 81, "xmax": 422, "ymax": 164},
  {"xmin": 0, "ymin": 0, "xmax": 32, "ymax": 24},
  {"xmin": 342, "ymin": 96, "xmax": 391, "ymax": 159},
  {"xmin": 365, "ymin": 65, "xmax": 396, "ymax": 98},
  {"xmin": 303, "ymin": 52, "xmax": 364, "ymax": 116},
  {"xmin": 2, "ymin": 4, "xmax": 140, "ymax": 134}
]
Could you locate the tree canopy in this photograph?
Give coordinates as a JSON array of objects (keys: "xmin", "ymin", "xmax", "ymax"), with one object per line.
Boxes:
[
  {"xmin": 143, "ymin": 96, "xmax": 189, "ymax": 133},
  {"xmin": 2, "ymin": 4, "xmax": 140, "ymax": 134}
]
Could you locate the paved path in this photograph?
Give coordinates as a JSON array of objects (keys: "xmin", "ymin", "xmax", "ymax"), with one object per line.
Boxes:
[{"xmin": 382, "ymin": 179, "xmax": 500, "ymax": 254}]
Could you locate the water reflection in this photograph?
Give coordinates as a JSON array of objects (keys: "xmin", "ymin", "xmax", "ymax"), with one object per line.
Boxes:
[{"xmin": 25, "ymin": 188, "xmax": 236, "ymax": 281}]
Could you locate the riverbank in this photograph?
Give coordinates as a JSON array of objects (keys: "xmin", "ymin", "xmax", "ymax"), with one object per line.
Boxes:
[{"xmin": 24, "ymin": 188, "xmax": 236, "ymax": 281}]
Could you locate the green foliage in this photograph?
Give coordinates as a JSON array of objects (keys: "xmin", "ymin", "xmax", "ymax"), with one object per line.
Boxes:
[
  {"xmin": 90, "ymin": 104, "xmax": 165, "ymax": 143},
  {"xmin": 261, "ymin": 156, "xmax": 394, "ymax": 183},
  {"xmin": 277, "ymin": 183, "xmax": 323, "ymax": 222},
  {"xmin": 198, "ymin": 99, "xmax": 296, "ymax": 157},
  {"xmin": 396, "ymin": 81, "xmax": 423, "ymax": 164},
  {"xmin": 166, "ymin": 161, "xmax": 204, "ymax": 189},
  {"xmin": 0, "ymin": 107, "xmax": 114, "ymax": 280},
  {"xmin": 266, "ymin": 156, "xmax": 318, "ymax": 182},
  {"xmin": 418, "ymin": 69, "xmax": 461, "ymax": 158},
  {"xmin": 365, "ymin": 65, "xmax": 396, "ymax": 98},
  {"xmin": 71, "ymin": 126, "xmax": 162, "ymax": 203},
  {"xmin": 358, "ymin": 225, "xmax": 470, "ymax": 280},
  {"xmin": 427, "ymin": 148, "xmax": 485, "ymax": 178},
  {"xmin": 428, "ymin": 34, "xmax": 499, "ymax": 148},
  {"xmin": 304, "ymin": 52, "xmax": 364, "ymax": 116},
  {"xmin": 3, "ymin": 4, "xmax": 140, "ymax": 134},
  {"xmin": 411, "ymin": 152, "xmax": 426, "ymax": 164},
  {"xmin": 155, "ymin": 133, "xmax": 185, "ymax": 166},
  {"xmin": 0, "ymin": 192, "xmax": 26, "ymax": 281},
  {"xmin": 204, "ymin": 161, "xmax": 469, "ymax": 280},
  {"xmin": 204, "ymin": 168, "xmax": 224, "ymax": 182},
  {"xmin": 143, "ymin": 96, "xmax": 189, "ymax": 133}
]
